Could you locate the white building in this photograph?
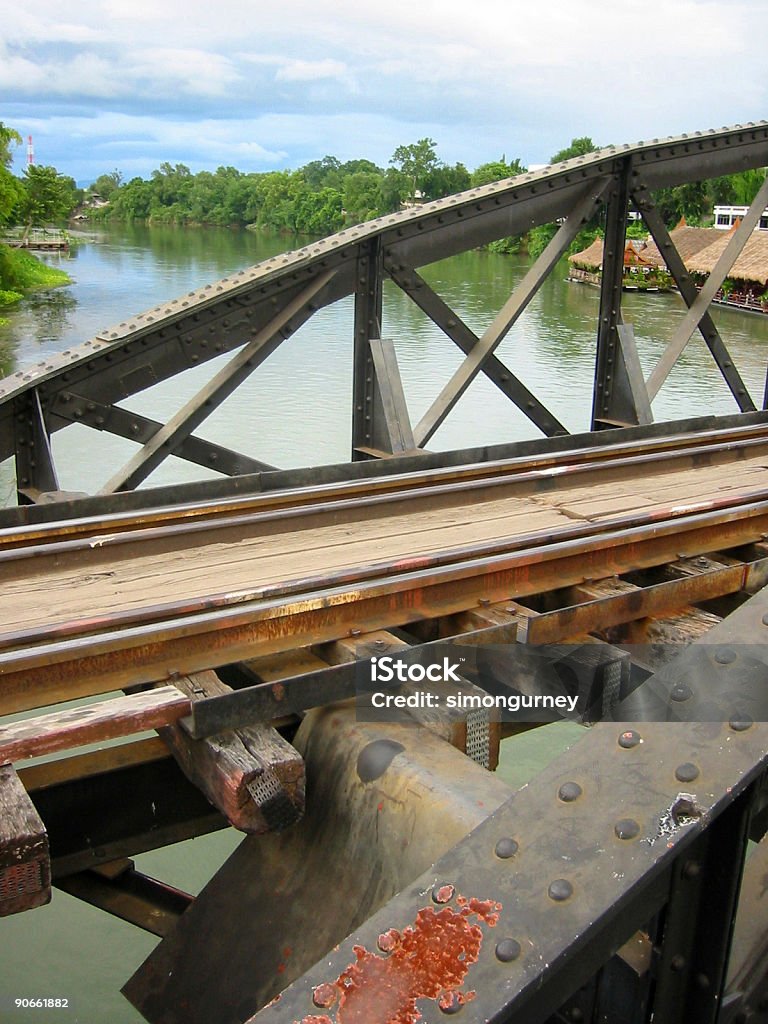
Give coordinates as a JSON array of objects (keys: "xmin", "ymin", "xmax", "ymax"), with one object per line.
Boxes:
[{"xmin": 713, "ymin": 204, "xmax": 768, "ymax": 231}]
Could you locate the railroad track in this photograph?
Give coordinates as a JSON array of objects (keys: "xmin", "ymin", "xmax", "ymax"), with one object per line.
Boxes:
[
  {"xmin": 2, "ymin": 420, "xmax": 768, "ymax": 715},
  {"xmin": 2, "ymin": 417, "xmax": 768, "ymax": 552}
]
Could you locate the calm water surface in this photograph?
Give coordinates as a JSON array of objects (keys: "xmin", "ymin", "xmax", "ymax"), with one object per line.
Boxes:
[{"xmin": 1, "ymin": 224, "xmax": 767, "ymax": 1021}]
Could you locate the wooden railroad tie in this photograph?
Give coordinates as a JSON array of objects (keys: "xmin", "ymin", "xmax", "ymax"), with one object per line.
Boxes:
[{"xmin": 0, "ymin": 765, "xmax": 50, "ymax": 917}]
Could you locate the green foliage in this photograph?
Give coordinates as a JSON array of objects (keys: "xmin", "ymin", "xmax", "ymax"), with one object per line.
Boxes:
[
  {"xmin": 550, "ymin": 138, "xmax": 599, "ymax": 163},
  {"xmin": 16, "ymin": 165, "xmax": 81, "ymax": 227},
  {"xmin": 390, "ymin": 138, "xmax": 439, "ymax": 200},
  {"xmin": 422, "ymin": 162, "xmax": 471, "ymax": 200},
  {"xmin": 89, "ymin": 170, "xmax": 123, "ymax": 200},
  {"xmin": 0, "ymin": 123, "xmax": 22, "ymax": 168},
  {"xmin": 470, "ymin": 158, "xmax": 526, "ymax": 187},
  {"xmin": 0, "ymin": 244, "xmax": 70, "ymax": 299},
  {"xmin": 343, "ymin": 171, "xmax": 384, "ymax": 223}
]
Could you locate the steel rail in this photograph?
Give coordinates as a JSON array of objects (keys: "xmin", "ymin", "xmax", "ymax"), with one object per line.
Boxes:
[
  {"xmin": 2, "ymin": 420, "xmax": 768, "ymax": 561},
  {"xmin": 1, "ymin": 484, "xmax": 764, "ymax": 656},
  {"xmin": 1, "ymin": 494, "xmax": 768, "ymax": 713}
]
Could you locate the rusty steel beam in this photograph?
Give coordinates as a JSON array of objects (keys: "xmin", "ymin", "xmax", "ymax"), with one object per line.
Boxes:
[{"xmin": 2, "ymin": 495, "xmax": 767, "ymax": 717}]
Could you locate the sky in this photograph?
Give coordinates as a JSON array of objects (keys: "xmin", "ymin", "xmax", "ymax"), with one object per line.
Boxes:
[{"xmin": 1, "ymin": 0, "xmax": 766, "ymax": 185}]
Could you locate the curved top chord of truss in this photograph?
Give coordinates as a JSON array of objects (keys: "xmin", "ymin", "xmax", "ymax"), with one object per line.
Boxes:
[{"xmin": 1, "ymin": 122, "xmax": 767, "ymax": 503}]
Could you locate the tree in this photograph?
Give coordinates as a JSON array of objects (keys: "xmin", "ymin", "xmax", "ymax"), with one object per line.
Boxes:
[
  {"xmin": 0, "ymin": 123, "xmax": 22, "ymax": 168},
  {"xmin": 470, "ymin": 158, "xmax": 526, "ymax": 187},
  {"xmin": 0, "ymin": 123, "xmax": 23, "ymax": 226},
  {"xmin": 343, "ymin": 171, "xmax": 385, "ymax": 223},
  {"xmin": 550, "ymin": 138, "xmax": 599, "ymax": 163},
  {"xmin": 390, "ymin": 138, "xmax": 439, "ymax": 200},
  {"xmin": 18, "ymin": 165, "xmax": 79, "ymax": 228},
  {"xmin": 422, "ymin": 162, "xmax": 471, "ymax": 201},
  {"xmin": 90, "ymin": 170, "xmax": 123, "ymax": 200}
]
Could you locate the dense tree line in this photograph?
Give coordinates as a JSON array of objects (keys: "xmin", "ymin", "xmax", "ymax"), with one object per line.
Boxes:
[{"xmin": 89, "ymin": 141, "xmax": 523, "ymax": 234}]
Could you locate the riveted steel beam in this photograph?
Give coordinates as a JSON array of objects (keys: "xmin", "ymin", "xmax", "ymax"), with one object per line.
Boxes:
[
  {"xmin": 352, "ymin": 236, "xmax": 385, "ymax": 456},
  {"xmin": 592, "ymin": 162, "xmax": 632, "ymax": 428},
  {"xmin": 101, "ymin": 270, "xmax": 336, "ymax": 493},
  {"xmin": 631, "ymin": 179, "xmax": 755, "ymax": 413},
  {"xmin": 2, "ymin": 124, "xmax": 766, "ymax": 489},
  {"xmin": 248, "ymin": 720, "xmax": 767, "ymax": 1024},
  {"xmin": 412, "ymin": 181, "xmax": 609, "ymax": 447},
  {"xmin": 384, "ymin": 260, "xmax": 566, "ymax": 436},
  {"xmin": 12, "ymin": 387, "xmax": 59, "ymax": 502},
  {"xmin": 49, "ymin": 392, "xmax": 275, "ymax": 477},
  {"xmin": 646, "ymin": 175, "xmax": 768, "ymax": 402}
]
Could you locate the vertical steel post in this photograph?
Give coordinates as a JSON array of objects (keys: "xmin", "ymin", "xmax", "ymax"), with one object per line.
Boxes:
[
  {"xmin": 352, "ymin": 237, "xmax": 384, "ymax": 459},
  {"xmin": 592, "ymin": 160, "xmax": 630, "ymax": 430},
  {"xmin": 13, "ymin": 388, "xmax": 59, "ymax": 503},
  {"xmin": 650, "ymin": 786, "xmax": 753, "ymax": 1024}
]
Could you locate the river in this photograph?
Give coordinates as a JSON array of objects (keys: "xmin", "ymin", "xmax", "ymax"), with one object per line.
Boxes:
[{"xmin": 1, "ymin": 223, "xmax": 768, "ymax": 1022}]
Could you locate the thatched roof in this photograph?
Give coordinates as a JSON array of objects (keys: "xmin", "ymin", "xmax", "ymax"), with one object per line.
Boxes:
[
  {"xmin": 641, "ymin": 225, "xmax": 721, "ymax": 268},
  {"xmin": 569, "ymin": 238, "xmax": 658, "ymax": 271},
  {"xmin": 686, "ymin": 232, "xmax": 768, "ymax": 286},
  {"xmin": 568, "ymin": 238, "xmax": 604, "ymax": 270}
]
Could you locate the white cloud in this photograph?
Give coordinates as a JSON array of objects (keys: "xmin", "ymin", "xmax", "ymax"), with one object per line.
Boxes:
[
  {"xmin": 274, "ymin": 59, "xmax": 350, "ymax": 84},
  {"xmin": 1, "ymin": 0, "xmax": 765, "ymax": 180}
]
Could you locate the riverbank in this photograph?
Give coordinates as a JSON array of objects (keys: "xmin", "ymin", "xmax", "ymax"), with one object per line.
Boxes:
[{"xmin": 0, "ymin": 245, "xmax": 71, "ymax": 325}]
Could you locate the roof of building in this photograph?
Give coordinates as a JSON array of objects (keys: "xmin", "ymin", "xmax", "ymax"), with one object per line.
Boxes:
[
  {"xmin": 685, "ymin": 231, "xmax": 768, "ymax": 286},
  {"xmin": 640, "ymin": 223, "xmax": 722, "ymax": 268}
]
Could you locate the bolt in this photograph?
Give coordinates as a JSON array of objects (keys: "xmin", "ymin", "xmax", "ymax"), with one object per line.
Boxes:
[
  {"xmin": 495, "ymin": 938, "xmax": 522, "ymax": 963},
  {"xmin": 377, "ymin": 930, "xmax": 398, "ymax": 953},
  {"xmin": 715, "ymin": 647, "xmax": 737, "ymax": 665},
  {"xmin": 675, "ymin": 763, "xmax": 700, "ymax": 783},
  {"xmin": 730, "ymin": 716, "xmax": 754, "ymax": 732},
  {"xmin": 438, "ymin": 992, "xmax": 462, "ymax": 1015},
  {"xmin": 670, "ymin": 954, "xmax": 686, "ymax": 972},
  {"xmin": 495, "ymin": 838, "xmax": 519, "ymax": 860},
  {"xmin": 619, "ymin": 730, "xmax": 642, "ymax": 749},
  {"xmin": 683, "ymin": 860, "xmax": 701, "ymax": 880},
  {"xmin": 558, "ymin": 782, "xmax": 583, "ymax": 803},
  {"xmin": 312, "ymin": 984, "xmax": 336, "ymax": 1009},
  {"xmin": 615, "ymin": 818, "xmax": 640, "ymax": 840},
  {"xmin": 670, "ymin": 683, "xmax": 692, "ymax": 702},
  {"xmin": 548, "ymin": 879, "xmax": 573, "ymax": 902}
]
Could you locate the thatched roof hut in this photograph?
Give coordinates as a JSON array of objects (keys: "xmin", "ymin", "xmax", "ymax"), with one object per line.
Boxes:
[
  {"xmin": 568, "ymin": 239, "xmax": 657, "ymax": 271},
  {"xmin": 685, "ymin": 232, "xmax": 768, "ymax": 287},
  {"xmin": 640, "ymin": 223, "xmax": 721, "ymax": 268}
]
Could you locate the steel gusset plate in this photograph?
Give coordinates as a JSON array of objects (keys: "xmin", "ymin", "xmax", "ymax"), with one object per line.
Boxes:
[{"xmin": 249, "ymin": 718, "xmax": 767, "ymax": 1024}]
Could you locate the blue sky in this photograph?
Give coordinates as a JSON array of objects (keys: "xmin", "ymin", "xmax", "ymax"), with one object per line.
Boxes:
[{"xmin": 2, "ymin": 0, "xmax": 766, "ymax": 184}]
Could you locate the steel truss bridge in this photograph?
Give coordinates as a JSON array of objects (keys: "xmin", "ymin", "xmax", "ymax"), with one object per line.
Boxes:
[{"xmin": 1, "ymin": 122, "xmax": 768, "ymax": 1024}]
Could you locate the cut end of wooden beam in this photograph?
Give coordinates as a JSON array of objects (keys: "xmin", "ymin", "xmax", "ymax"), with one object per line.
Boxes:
[{"xmin": 0, "ymin": 764, "xmax": 51, "ymax": 917}]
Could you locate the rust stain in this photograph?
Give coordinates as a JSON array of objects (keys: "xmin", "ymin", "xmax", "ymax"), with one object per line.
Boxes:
[{"xmin": 296, "ymin": 893, "xmax": 501, "ymax": 1024}]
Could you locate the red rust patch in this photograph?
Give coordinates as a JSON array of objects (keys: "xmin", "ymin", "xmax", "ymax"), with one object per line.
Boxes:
[{"xmin": 296, "ymin": 894, "xmax": 501, "ymax": 1024}]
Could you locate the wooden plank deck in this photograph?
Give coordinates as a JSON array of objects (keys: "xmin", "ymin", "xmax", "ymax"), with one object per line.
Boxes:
[{"xmin": 1, "ymin": 450, "xmax": 767, "ymax": 639}]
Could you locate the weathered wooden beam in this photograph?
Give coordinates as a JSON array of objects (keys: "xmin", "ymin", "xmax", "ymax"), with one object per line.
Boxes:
[
  {"xmin": 317, "ymin": 629, "xmax": 501, "ymax": 770},
  {"xmin": 18, "ymin": 737, "xmax": 170, "ymax": 793},
  {"xmin": 0, "ymin": 764, "xmax": 50, "ymax": 916},
  {"xmin": 159, "ymin": 672, "xmax": 304, "ymax": 834},
  {"xmin": 0, "ymin": 686, "xmax": 190, "ymax": 763},
  {"xmin": 55, "ymin": 858, "xmax": 193, "ymax": 937}
]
